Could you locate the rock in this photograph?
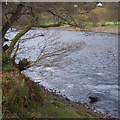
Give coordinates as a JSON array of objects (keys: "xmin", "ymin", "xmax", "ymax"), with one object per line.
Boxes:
[
  {"xmin": 94, "ymin": 110, "xmax": 97, "ymax": 112},
  {"xmin": 4, "ymin": 38, "xmax": 9, "ymax": 41},
  {"xmin": 3, "ymin": 37, "xmax": 9, "ymax": 42},
  {"xmin": 3, "ymin": 44, "xmax": 9, "ymax": 52},
  {"xmin": 40, "ymin": 34, "xmax": 44, "ymax": 36},
  {"xmin": 89, "ymin": 96, "xmax": 98, "ymax": 103}
]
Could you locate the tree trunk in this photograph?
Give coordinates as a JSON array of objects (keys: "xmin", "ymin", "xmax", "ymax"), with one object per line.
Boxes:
[
  {"xmin": 1, "ymin": 3, "xmax": 24, "ymax": 39},
  {"xmin": 6, "ymin": 24, "xmax": 32, "ymax": 56}
]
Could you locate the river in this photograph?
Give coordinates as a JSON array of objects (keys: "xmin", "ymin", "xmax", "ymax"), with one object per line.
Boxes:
[{"xmin": 5, "ymin": 28, "xmax": 119, "ymax": 118}]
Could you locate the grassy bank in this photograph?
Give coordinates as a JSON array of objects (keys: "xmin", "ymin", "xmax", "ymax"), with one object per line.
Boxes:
[
  {"xmin": 2, "ymin": 55, "xmax": 104, "ymax": 119},
  {"xmin": 12, "ymin": 21, "xmax": 119, "ymax": 34},
  {"xmin": 46, "ymin": 22, "xmax": 119, "ymax": 34}
]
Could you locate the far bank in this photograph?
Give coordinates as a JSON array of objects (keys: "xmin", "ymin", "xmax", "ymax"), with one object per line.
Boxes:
[{"xmin": 41, "ymin": 25, "xmax": 119, "ymax": 34}]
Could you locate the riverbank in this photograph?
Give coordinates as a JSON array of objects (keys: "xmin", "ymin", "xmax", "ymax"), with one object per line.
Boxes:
[
  {"xmin": 43, "ymin": 25, "xmax": 119, "ymax": 34},
  {"xmin": 90, "ymin": 27, "xmax": 119, "ymax": 34},
  {"xmin": 2, "ymin": 57, "xmax": 110, "ymax": 119},
  {"xmin": 2, "ymin": 30, "xmax": 118, "ymax": 119},
  {"xmin": 40, "ymin": 85, "xmax": 110, "ymax": 118}
]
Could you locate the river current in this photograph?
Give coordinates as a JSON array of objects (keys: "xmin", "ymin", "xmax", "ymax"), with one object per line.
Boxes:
[{"xmin": 5, "ymin": 29, "xmax": 119, "ymax": 118}]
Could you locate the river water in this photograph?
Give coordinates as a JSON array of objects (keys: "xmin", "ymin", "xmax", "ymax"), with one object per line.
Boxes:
[{"xmin": 5, "ymin": 29, "xmax": 119, "ymax": 118}]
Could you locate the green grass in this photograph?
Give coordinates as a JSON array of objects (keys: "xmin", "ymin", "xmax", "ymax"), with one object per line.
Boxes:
[
  {"xmin": 43, "ymin": 22, "xmax": 58, "ymax": 26},
  {"xmin": 3, "ymin": 73, "xmax": 45, "ymax": 118},
  {"xmin": 43, "ymin": 22, "xmax": 68, "ymax": 27},
  {"xmin": 2, "ymin": 55, "xmax": 15, "ymax": 72},
  {"xmin": 96, "ymin": 22, "xmax": 120, "ymax": 27},
  {"xmin": 3, "ymin": 64, "xmax": 13, "ymax": 72},
  {"xmin": 76, "ymin": 109, "xmax": 92, "ymax": 118},
  {"xmin": 38, "ymin": 101, "xmax": 93, "ymax": 118},
  {"xmin": 5, "ymin": 76, "xmax": 12, "ymax": 80}
]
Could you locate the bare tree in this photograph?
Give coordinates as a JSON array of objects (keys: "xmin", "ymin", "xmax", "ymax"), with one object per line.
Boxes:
[
  {"xmin": 11, "ymin": 30, "xmax": 86, "ymax": 70},
  {"xmin": 2, "ymin": 2, "xmax": 94, "ymax": 70}
]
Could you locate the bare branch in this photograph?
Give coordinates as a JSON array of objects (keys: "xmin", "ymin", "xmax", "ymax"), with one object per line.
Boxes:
[
  {"xmin": 1, "ymin": 3, "xmax": 24, "ymax": 39},
  {"xmin": 18, "ymin": 31, "xmax": 86, "ymax": 70},
  {"xmin": 6, "ymin": 19, "xmax": 35, "ymax": 55},
  {"xmin": 13, "ymin": 39, "xmax": 21, "ymax": 58}
]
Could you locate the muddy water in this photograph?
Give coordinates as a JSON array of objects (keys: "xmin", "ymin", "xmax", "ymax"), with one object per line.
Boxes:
[{"xmin": 5, "ymin": 29, "xmax": 119, "ymax": 118}]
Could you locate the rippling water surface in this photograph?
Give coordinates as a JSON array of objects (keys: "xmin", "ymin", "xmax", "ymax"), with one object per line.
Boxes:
[{"xmin": 5, "ymin": 29, "xmax": 118, "ymax": 118}]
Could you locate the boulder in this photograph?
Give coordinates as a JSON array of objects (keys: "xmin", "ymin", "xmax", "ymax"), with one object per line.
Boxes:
[
  {"xmin": 89, "ymin": 96, "xmax": 98, "ymax": 103},
  {"xmin": 3, "ymin": 44, "xmax": 9, "ymax": 52}
]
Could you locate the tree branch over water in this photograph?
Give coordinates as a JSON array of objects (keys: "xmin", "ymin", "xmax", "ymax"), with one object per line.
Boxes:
[
  {"xmin": 2, "ymin": 2, "xmax": 94, "ymax": 71},
  {"xmin": 15, "ymin": 31, "xmax": 86, "ymax": 70},
  {"xmin": 2, "ymin": 3, "xmax": 24, "ymax": 38}
]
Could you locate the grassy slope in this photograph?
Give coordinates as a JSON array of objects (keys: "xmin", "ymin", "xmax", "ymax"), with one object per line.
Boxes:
[{"xmin": 2, "ymin": 63, "xmax": 97, "ymax": 119}]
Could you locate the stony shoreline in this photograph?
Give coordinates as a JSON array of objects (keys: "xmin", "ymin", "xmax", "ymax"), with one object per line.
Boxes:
[{"xmin": 39, "ymin": 85, "xmax": 113, "ymax": 119}]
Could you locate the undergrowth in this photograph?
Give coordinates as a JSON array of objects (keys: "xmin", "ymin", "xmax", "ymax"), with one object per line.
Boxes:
[
  {"xmin": 2, "ymin": 55, "xmax": 100, "ymax": 119},
  {"xmin": 2, "ymin": 54, "xmax": 15, "ymax": 72}
]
